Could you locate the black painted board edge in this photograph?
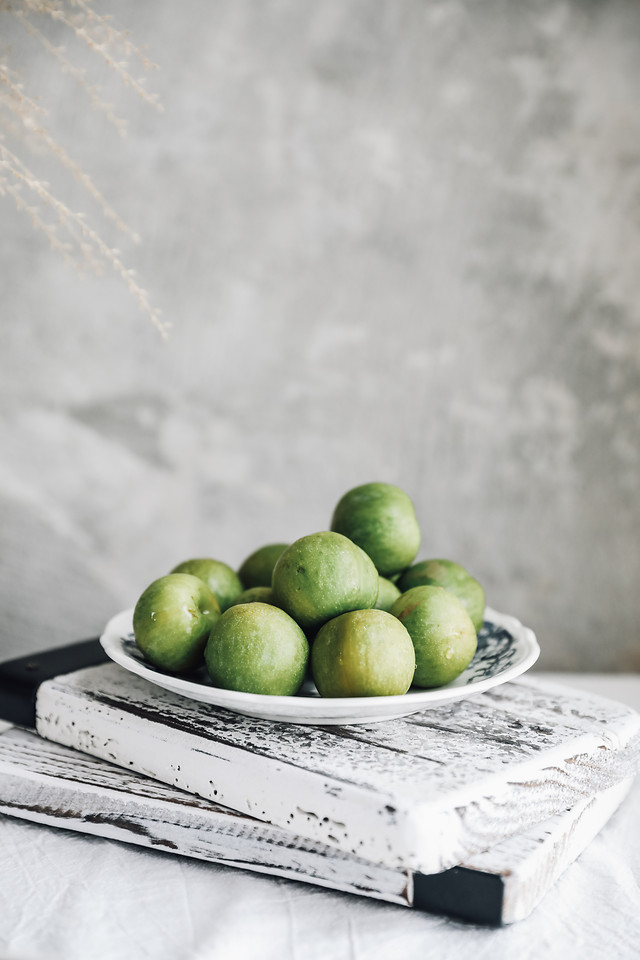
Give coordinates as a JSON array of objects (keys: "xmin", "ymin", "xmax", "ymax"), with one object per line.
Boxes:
[
  {"xmin": 413, "ymin": 866, "xmax": 505, "ymax": 925},
  {"xmin": 0, "ymin": 639, "xmax": 108, "ymax": 727}
]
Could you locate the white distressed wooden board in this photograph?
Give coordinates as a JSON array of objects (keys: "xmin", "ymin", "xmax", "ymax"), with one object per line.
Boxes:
[
  {"xmin": 35, "ymin": 667, "xmax": 640, "ymax": 875},
  {"xmin": 0, "ymin": 724, "xmax": 632, "ymax": 925}
]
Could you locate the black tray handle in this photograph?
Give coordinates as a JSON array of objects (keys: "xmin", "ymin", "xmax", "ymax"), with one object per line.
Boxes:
[{"xmin": 0, "ymin": 638, "xmax": 109, "ymax": 728}]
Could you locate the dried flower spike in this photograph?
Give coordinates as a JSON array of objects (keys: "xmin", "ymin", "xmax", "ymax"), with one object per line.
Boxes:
[{"xmin": 0, "ymin": 0, "xmax": 166, "ymax": 337}]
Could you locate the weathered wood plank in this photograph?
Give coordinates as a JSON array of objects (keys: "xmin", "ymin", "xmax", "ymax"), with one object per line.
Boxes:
[
  {"xmin": 0, "ymin": 725, "xmax": 632, "ymax": 924},
  {"xmin": 34, "ymin": 667, "xmax": 640, "ymax": 874}
]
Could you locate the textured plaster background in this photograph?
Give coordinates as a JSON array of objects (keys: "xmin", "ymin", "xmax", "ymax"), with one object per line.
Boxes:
[{"xmin": 1, "ymin": 0, "xmax": 639, "ymax": 670}]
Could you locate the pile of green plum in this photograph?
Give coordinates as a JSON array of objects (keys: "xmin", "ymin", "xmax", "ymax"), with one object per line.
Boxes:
[{"xmin": 133, "ymin": 482, "xmax": 485, "ymax": 699}]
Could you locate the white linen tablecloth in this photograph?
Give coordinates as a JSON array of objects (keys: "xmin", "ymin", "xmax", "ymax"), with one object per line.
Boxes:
[{"xmin": 1, "ymin": 674, "xmax": 638, "ymax": 960}]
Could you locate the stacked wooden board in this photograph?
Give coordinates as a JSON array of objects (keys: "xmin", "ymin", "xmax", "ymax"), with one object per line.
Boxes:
[
  {"xmin": 0, "ymin": 720, "xmax": 633, "ymax": 925},
  {"xmin": 0, "ymin": 643, "xmax": 638, "ymax": 924}
]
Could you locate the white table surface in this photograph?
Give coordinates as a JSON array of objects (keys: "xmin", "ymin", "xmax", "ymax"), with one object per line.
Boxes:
[{"xmin": 1, "ymin": 673, "xmax": 639, "ymax": 960}]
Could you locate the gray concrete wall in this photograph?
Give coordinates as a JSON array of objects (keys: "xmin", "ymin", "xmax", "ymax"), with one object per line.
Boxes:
[{"xmin": 1, "ymin": 0, "xmax": 639, "ymax": 670}]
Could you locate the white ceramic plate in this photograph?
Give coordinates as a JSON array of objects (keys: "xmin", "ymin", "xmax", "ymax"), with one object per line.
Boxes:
[{"xmin": 99, "ymin": 606, "xmax": 539, "ymax": 725}]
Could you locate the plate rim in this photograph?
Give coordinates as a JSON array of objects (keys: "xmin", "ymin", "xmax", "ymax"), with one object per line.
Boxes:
[{"xmin": 99, "ymin": 605, "xmax": 540, "ymax": 723}]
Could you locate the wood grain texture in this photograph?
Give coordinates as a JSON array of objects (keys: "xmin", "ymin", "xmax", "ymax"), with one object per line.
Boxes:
[
  {"xmin": 473, "ymin": 778, "xmax": 632, "ymax": 923},
  {"xmin": 34, "ymin": 666, "xmax": 640, "ymax": 874},
  {"xmin": 0, "ymin": 725, "xmax": 632, "ymax": 924}
]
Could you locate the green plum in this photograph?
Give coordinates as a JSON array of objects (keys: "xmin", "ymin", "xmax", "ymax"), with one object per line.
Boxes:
[
  {"xmin": 133, "ymin": 573, "xmax": 220, "ymax": 673},
  {"xmin": 271, "ymin": 531, "xmax": 379, "ymax": 634},
  {"xmin": 238, "ymin": 543, "xmax": 289, "ymax": 589},
  {"xmin": 391, "ymin": 584, "xmax": 477, "ymax": 688},
  {"xmin": 228, "ymin": 586, "xmax": 276, "ymax": 606},
  {"xmin": 311, "ymin": 609, "xmax": 415, "ymax": 698},
  {"xmin": 375, "ymin": 576, "xmax": 401, "ymax": 612},
  {"xmin": 330, "ymin": 482, "xmax": 421, "ymax": 577},
  {"xmin": 205, "ymin": 602, "xmax": 309, "ymax": 696},
  {"xmin": 171, "ymin": 557, "xmax": 243, "ymax": 612}
]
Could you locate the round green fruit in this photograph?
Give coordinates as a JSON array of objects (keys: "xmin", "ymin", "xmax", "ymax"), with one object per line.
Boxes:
[
  {"xmin": 238, "ymin": 543, "xmax": 289, "ymax": 589},
  {"xmin": 375, "ymin": 576, "xmax": 401, "ymax": 613},
  {"xmin": 171, "ymin": 558, "xmax": 243, "ymax": 612},
  {"xmin": 229, "ymin": 586, "xmax": 275, "ymax": 606},
  {"xmin": 204, "ymin": 602, "xmax": 308, "ymax": 696},
  {"xmin": 397, "ymin": 559, "xmax": 485, "ymax": 632},
  {"xmin": 311, "ymin": 609, "xmax": 415, "ymax": 698},
  {"xmin": 390, "ymin": 585, "xmax": 477, "ymax": 688},
  {"xmin": 330, "ymin": 482, "xmax": 421, "ymax": 577},
  {"xmin": 133, "ymin": 573, "xmax": 220, "ymax": 674},
  {"xmin": 271, "ymin": 531, "xmax": 379, "ymax": 634}
]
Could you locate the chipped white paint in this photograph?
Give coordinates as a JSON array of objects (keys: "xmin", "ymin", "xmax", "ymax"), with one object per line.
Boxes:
[
  {"xmin": 34, "ymin": 667, "xmax": 640, "ymax": 874},
  {"xmin": 0, "ymin": 725, "xmax": 631, "ymax": 924}
]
